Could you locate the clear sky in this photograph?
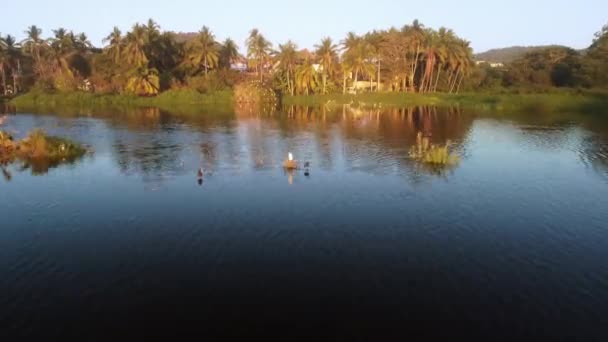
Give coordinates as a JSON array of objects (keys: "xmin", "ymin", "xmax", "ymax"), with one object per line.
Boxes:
[{"xmin": 1, "ymin": 0, "xmax": 606, "ymax": 53}]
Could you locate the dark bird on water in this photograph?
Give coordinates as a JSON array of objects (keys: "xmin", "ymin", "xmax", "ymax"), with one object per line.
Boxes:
[{"xmin": 197, "ymin": 168, "xmax": 204, "ymax": 178}]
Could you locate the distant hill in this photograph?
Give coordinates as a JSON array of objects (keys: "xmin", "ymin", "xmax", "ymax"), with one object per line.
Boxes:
[
  {"xmin": 475, "ymin": 46, "xmax": 566, "ymax": 63},
  {"xmin": 173, "ymin": 32, "xmax": 197, "ymax": 43}
]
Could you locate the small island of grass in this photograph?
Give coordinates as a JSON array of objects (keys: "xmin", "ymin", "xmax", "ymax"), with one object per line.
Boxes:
[{"xmin": 0, "ymin": 129, "xmax": 88, "ymax": 171}]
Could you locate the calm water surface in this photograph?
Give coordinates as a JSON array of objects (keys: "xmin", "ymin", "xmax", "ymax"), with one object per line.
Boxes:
[{"xmin": 1, "ymin": 106, "xmax": 608, "ymax": 339}]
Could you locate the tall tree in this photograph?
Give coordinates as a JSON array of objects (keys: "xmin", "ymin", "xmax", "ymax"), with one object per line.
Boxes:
[
  {"xmin": 364, "ymin": 31, "xmax": 384, "ymax": 91},
  {"xmin": 184, "ymin": 26, "xmax": 219, "ymax": 75},
  {"xmin": 103, "ymin": 27, "xmax": 124, "ymax": 64},
  {"xmin": 22, "ymin": 25, "xmax": 47, "ymax": 76},
  {"xmin": 295, "ymin": 57, "xmax": 318, "ymax": 95},
  {"xmin": 402, "ymin": 20, "xmax": 425, "ymax": 91},
  {"xmin": 342, "ymin": 34, "xmax": 373, "ymax": 92},
  {"xmin": 124, "ymin": 24, "xmax": 149, "ymax": 68},
  {"xmin": 246, "ymin": 29, "xmax": 272, "ymax": 81},
  {"xmin": 276, "ymin": 41, "xmax": 298, "ymax": 95},
  {"xmin": 0, "ymin": 36, "xmax": 8, "ymax": 94},
  {"xmin": 2, "ymin": 35, "xmax": 21, "ymax": 93},
  {"xmin": 315, "ymin": 37, "xmax": 338, "ymax": 94},
  {"xmin": 219, "ymin": 38, "xmax": 239, "ymax": 69}
]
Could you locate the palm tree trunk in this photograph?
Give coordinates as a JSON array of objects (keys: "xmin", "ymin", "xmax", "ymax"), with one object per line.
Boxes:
[
  {"xmin": 323, "ymin": 73, "xmax": 327, "ymax": 95},
  {"xmin": 456, "ymin": 73, "xmax": 464, "ymax": 94},
  {"xmin": 377, "ymin": 60, "xmax": 381, "ymax": 92},
  {"xmin": 12, "ymin": 72, "xmax": 18, "ymax": 94},
  {"xmin": 411, "ymin": 44, "xmax": 421, "ymax": 92},
  {"xmin": 433, "ymin": 66, "xmax": 442, "ymax": 92},
  {"xmin": 343, "ymin": 74, "xmax": 347, "ymax": 94},
  {"xmin": 1, "ymin": 68, "xmax": 6, "ymax": 95},
  {"xmin": 354, "ymin": 70, "xmax": 359, "ymax": 93},
  {"xmin": 447, "ymin": 69, "xmax": 454, "ymax": 92},
  {"xmin": 427, "ymin": 64, "xmax": 435, "ymax": 93},
  {"xmin": 419, "ymin": 73, "xmax": 426, "ymax": 93},
  {"xmin": 449, "ymin": 68, "xmax": 460, "ymax": 93}
]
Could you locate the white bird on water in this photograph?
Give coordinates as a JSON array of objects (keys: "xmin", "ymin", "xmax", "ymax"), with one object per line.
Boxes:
[
  {"xmin": 0, "ymin": 115, "xmax": 7, "ymax": 126},
  {"xmin": 288, "ymin": 152, "xmax": 294, "ymax": 161}
]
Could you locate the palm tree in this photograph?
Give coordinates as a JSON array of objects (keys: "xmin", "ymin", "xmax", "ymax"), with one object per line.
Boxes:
[
  {"xmin": 103, "ymin": 27, "xmax": 123, "ymax": 64},
  {"xmin": 315, "ymin": 37, "xmax": 338, "ymax": 94},
  {"xmin": 22, "ymin": 25, "xmax": 47, "ymax": 76},
  {"xmin": 0, "ymin": 36, "xmax": 8, "ymax": 94},
  {"xmin": 402, "ymin": 20, "xmax": 426, "ymax": 91},
  {"xmin": 364, "ymin": 32, "xmax": 384, "ymax": 91},
  {"xmin": 152, "ymin": 32, "xmax": 182, "ymax": 71},
  {"xmin": 126, "ymin": 67, "xmax": 160, "ymax": 95},
  {"xmin": 2, "ymin": 35, "xmax": 21, "ymax": 93},
  {"xmin": 76, "ymin": 33, "xmax": 92, "ymax": 52},
  {"xmin": 219, "ymin": 38, "xmax": 239, "ymax": 69},
  {"xmin": 432, "ymin": 28, "xmax": 454, "ymax": 92},
  {"xmin": 446, "ymin": 38, "xmax": 472, "ymax": 93},
  {"xmin": 419, "ymin": 29, "xmax": 437, "ymax": 93},
  {"xmin": 340, "ymin": 59, "xmax": 353, "ymax": 94},
  {"xmin": 145, "ymin": 19, "xmax": 160, "ymax": 42},
  {"xmin": 184, "ymin": 26, "xmax": 219, "ymax": 75},
  {"xmin": 342, "ymin": 32, "xmax": 360, "ymax": 52},
  {"xmin": 295, "ymin": 57, "xmax": 318, "ymax": 95},
  {"xmin": 276, "ymin": 41, "xmax": 298, "ymax": 95},
  {"xmin": 49, "ymin": 28, "xmax": 76, "ymax": 75},
  {"xmin": 342, "ymin": 37, "xmax": 373, "ymax": 92},
  {"xmin": 124, "ymin": 24, "xmax": 149, "ymax": 68},
  {"xmin": 246, "ymin": 29, "xmax": 260, "ymax": 74},
  {"xmin": 246, "ymin": 29, "xmax": 272, "ymax": 81}
]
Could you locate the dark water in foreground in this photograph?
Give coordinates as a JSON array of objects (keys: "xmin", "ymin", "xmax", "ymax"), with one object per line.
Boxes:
[{"xmin": 1, "ymin": 106, "xmax": 608, "ymax": 339}]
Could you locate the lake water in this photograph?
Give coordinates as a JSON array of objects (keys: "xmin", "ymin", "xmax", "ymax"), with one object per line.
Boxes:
[{"xmin": 1, "ymin": 105, "xmax": 608, "ymax": 339}]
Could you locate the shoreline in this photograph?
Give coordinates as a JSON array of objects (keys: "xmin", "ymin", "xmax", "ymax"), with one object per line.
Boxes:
[
  {"xmin": 7, "ymin": 90, "xmax": 608, "ymax": 114},
  {"xmin": 281, "ymin": 91, "xmax": 608, "ymax": 113}
]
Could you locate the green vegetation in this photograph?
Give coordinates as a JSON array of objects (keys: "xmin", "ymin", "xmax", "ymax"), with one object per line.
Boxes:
[
  {"xmin": 282, "ymin": 91, "xmax": 608, "ymax": 113},
  {"xmin": 0, "ymin": 129, "xmax": 87, "ymax": 171},
  {"xmin": 474, "ymin": 46, "xmax": 568, "ymax": 64},
  {"xmin": 234, "ymin": 81, "xmax": 277, "ymax": 105},
  {"xmin": 11, "ymin": 89, "xmax": 233, "ymax": 109},
  {"xmin": 0, "ymin": 19, "xmax": 606, "ymax": 111},
  {"xmin": 409, "ymin": 132, "xmax": 459, "ymax": 166}
]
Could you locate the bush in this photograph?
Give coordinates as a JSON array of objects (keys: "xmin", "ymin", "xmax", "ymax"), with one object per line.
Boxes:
[{"xmin": 234, "ymin": 80, "xmax": 278, "ymax": 105}]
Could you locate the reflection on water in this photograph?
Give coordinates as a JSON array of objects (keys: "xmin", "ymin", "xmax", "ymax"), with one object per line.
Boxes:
[
  {"xmin": 2, "ymin": 104, "xmax": 608, "ymax": 183},
  {"xmin": 2, "ymin": 105, "xmax": 608, "ymax": 339},
  {"xmin": 2, "ymin": 104, "xmax": 608, "ymax": 187}
]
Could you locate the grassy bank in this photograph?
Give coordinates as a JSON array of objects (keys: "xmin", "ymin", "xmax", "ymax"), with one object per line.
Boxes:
[
  {"xmin": 9, "ymin": 89, "xmax": 608, "ymax": 115},
  {"xmin": 10, "ymin": 89, "xmax": 234, "ymax": 110},
  {"xmin": 282, "ymin": 91, "xmax": 608, "ymax": 113}
]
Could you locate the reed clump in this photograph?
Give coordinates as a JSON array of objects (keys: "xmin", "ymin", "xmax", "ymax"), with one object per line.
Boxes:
[{"xmin": 409, "ymin": 132, "xmax": 459, "ymax": 166}]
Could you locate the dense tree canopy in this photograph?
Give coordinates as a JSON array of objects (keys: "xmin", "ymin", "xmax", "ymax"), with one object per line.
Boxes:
[{"xmin": 0, "ymin": 20, "xmax": 606, "ymax": 97}]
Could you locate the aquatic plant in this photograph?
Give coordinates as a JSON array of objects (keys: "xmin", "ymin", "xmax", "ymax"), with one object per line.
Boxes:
[
  {"xmin": 18, "ymin": 129, "xmax": 87, "ymax": 160},
  {"xmin": 0, "ymin": 129, "xmax": 87, "ymax": 169},
  {"xmin": 409, "ymin": 132, "xmax": 459, "ymax": 166}
]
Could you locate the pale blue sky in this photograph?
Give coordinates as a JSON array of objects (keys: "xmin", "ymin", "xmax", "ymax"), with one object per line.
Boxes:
[{"xmin": 1, "ymin": 0, "xmax": 606, "ymax": 53}]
